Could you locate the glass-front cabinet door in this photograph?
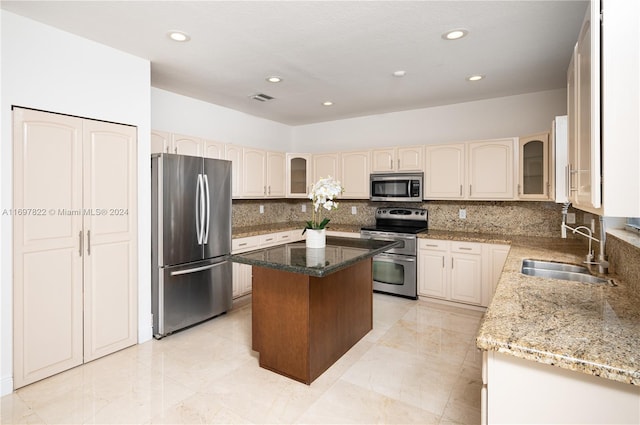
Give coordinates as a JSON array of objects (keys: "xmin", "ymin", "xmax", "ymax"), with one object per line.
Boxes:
[
  {"xmin": 518, "ymin": 132, "xmax": 549, "ymax": 200},
  {"xmin": 286, "ymin": 153, "xmax": 312, "ymax": 198}
]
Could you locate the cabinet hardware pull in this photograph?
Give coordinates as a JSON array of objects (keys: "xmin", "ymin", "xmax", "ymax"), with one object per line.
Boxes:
[
  {"xmin": 442, "ymin": 256, "xmax": 445, "ymax": 268},
  {"xmin": 460, "ymin": 185, "xmax": 463, "ymax": 197},
  {"xmin": 268, "ymin": 185, "xmax": 271, "ymax": 195},
  {"xmin": 174, "ymin": 147, "xmax": 177, "ymax": 154},
  {"xmin": 459, "ymin": 247, "xmax": 472, "ymax": 250},
  {"xmin": 389, "ymin": 158, "xmax": 393, "ymax": 169},
  {"xmin": 239, "ymin": 242, "xmax": 247, "ymax": 247},
  {"xmin": 87, "ymin": 230, "xmax": 91, "ymax": 255},
  {"xmin": 397, "ymin": 158, "xmax": 400, "ymax": 169},
  {"xmin": 264, "ymin": 186, "xmax": 266, "ymax": 195},
  {"xmin": 79, "ymin": 231, "xmax": 83, "ymax": 257},
  {"xmin": 451, "ymin": 258, "xmax": 454, "ymax": 269},
  {"xmin": 469, "ymin": 185, "xmax": 472, "ymax": 196},
  {"xmin": 517, "ymin": 184, "xmax": 521, "ymax": 195},
  {"xmin": 426, "ymin": 244, "xmax": 438, "ymax": 247}
]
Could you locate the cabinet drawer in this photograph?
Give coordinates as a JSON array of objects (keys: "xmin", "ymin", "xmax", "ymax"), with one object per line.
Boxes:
[
  {"xmin": 419, "ymin": 239, "xmax": 449, "ymax": 251},
  {"xmin": 259, "ymin": 233, "xmax": 279, "ymax": 247},
  {"xmin": 451, "ymin": 241, "xmax": 482, "ymax": 254},
  {"xmin": 232, "ymin": 236, "xmax": 260, "ymax": 253}
]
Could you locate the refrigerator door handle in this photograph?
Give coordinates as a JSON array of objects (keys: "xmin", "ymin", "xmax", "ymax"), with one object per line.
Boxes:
[
  {"xmin": 170, "ymin": 261, "xmax": 225, "ymax": 276},
  {"xmin": 203, "ymin": 174, "xmax": 210, "ymax": 244},
  {"xmin": 196, "ymin": 173, "xmax": 204, "ymax": 245}
]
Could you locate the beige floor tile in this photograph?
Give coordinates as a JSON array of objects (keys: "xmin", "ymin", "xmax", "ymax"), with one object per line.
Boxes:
[
  {"xmin": 2, "ymin": 293, "xmax": 483, "ymax": 425},
  {"xmin": 297, "ymin": 379, "xmax": 440, "ymax": 424}
]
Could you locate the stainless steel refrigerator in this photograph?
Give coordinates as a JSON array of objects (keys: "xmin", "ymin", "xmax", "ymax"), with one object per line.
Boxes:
[{"xmin": 151, "ymin": 153, "xmax": 232, "ymax": 338}]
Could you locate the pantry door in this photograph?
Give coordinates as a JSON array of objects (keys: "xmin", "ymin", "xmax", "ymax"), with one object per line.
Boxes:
[
  {"xmin": 12, "ymin": 108, "xmax": 84, "ymax": 388},
  {"xmin": 82, "ymin": 119, "xmax": 138, "ymax": 362}
]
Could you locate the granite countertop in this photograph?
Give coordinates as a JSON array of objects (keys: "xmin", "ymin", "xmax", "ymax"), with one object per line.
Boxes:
[
  {"xmin": 472, "ymin": 234, "xmax": 640, "ymax": 386},
  {"xmin": 231, "ymin": 236, "xmax": 399, "ymax": 278}
]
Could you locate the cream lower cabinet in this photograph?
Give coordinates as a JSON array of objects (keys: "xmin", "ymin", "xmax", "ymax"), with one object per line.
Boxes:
[
  {"xmin": 231, "ymin": 230, "xmax": 304, "ymax": 298},
  {"xmin": 418, "ymin": 239, "xmax": 508, "ymax": 307},
  {"xmin": 483, "ymin": 351, "xmax": 640, "ymax": 424},
  {"xmin": 13, "ymin": 108, "xmax": 137, "ymax": 389}
]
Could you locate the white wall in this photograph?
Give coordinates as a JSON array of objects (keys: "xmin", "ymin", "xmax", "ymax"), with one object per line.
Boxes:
[
  {"xmin": 0, "ymin": 11, "xmax": 151, "ymax": 396},
  {"xmin": 291, "ymin": 89, "xmax": 567, "ymax": 152},
  {"xmin": 151, "ymin": 88, "xmax": 292, "ymax": 151}
]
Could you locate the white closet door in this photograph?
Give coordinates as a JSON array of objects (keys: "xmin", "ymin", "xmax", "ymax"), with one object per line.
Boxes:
[
  {"xmin": 12, "ymin": 108, "xmax": 84, "ymax": 388},
  {"xmin": 82, "ymin": 120, "xmax": 138, "ymax": 362}
]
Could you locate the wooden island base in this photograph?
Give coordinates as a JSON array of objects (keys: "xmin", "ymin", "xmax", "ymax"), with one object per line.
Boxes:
[{"xmin": 251, "ymin": 258, "xmax": 373, "ymax": 384}]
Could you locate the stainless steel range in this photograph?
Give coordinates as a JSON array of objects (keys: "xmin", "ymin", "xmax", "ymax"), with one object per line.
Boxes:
[{"xmin": 360, "ymin": 207, "xmax": 428, "ymax": 299}]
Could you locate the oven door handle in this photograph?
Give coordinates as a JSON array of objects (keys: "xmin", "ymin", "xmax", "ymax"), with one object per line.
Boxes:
[{"xmin": 375, "ymin": 252, "xmax": 416, "ymax": 263}]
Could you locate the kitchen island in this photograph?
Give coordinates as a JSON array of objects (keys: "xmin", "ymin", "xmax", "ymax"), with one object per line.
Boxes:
[{"xmin": 231, "ymin": 236, "xmax": 398, "ymax": 384}]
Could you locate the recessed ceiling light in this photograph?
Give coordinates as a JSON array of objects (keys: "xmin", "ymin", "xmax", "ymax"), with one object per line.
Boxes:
[
  {"xmin": 467, "ymin": 74, "xmax": 485, "ymax": 82},
  {"xmin": 168, "ymin": 31, "xmax": 190, "ymax": 42},
  {"xmin": 322, "ymin": 101, "xmax": 334, "ymax": 107},
  {"xmin": 266, "ymin": 76, "xmax": 282, "ymax": 83},
  {"xmin": 393, "ymin": 70, "xmax": 406, "ymax": 77},
  {"xmin": 442, "ymin": 29, "xmax": 468, "ymax": 40}
]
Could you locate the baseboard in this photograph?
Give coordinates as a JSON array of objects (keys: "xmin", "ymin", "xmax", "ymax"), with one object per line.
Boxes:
[{"xmin": 1, "ymin": 375, "xmax": 13, "ymax": 396}]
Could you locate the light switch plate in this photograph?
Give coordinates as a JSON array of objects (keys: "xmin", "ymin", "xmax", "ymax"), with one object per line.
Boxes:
[
  {"xmin": 351, "ymin": 206, "xmax": 357, "ymax": 215},
  {"xmin": 301, "ymin": 204, "xmax": 306, "ymax": 213},
  {"xmin": 459, "ymin": 208, "xmax": 467, "ymax": 219},
  {"xmin": 259, "ymin": 205, "xmax": 264, "ymax": 214}
]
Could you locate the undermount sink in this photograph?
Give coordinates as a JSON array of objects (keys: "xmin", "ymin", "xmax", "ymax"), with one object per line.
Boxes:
[{"xmin": 521, "ymin": 259, "xmax": 613, "ymax": 285}]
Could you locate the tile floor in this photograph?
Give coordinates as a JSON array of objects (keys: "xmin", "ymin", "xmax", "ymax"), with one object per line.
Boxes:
[{"xmin": 1, "ymin": 294, "xmax": 485, "ymax": 424}]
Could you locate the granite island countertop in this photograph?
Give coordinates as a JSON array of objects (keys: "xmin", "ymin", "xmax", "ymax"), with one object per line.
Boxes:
[
  {"xmin": 232, "ymin": 224, "xmax": 640, "ymax": 385},
  {"xmin": 231, "ymin": 236, "xmax": 399, "ymax": 278}
]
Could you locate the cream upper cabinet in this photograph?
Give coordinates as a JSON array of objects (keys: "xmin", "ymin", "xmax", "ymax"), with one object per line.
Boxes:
[
  {"xmin": 240, "ymin": 148, "xmax": 285, "ymax": 198},
  {"xmin": 467, "ymin": 139, "xmax": 516, "ymax": 200},
  {"xmin": 312, "ymin": 153, "xmax": 340, "ymax": 182},
  {"xmin": 204, "ymin": 139, "xmax": 224, "ymax": 159},
  {"xmin": 13, "ymin": 108, "xmax": 137, "ymax": 389},
  {"xmin": 371, "ymin": 146, "xmax": 423, "ymax": 172},
  {"xmin": 424, "ymin": 144, "xmax": 465, "ymax": 199},
  {"xmin": 225, "ymin": 144, "xmax": 242, "ymax": 198},
  {"xmin": 567, "ymin": 1, "xmax": 601, "ymax": 212},
  {"xmin": 286, "ymin": 153, "xmax": 312, "ymax": 198},
  {"xmin": 266, "ymin": 151, "xmax": 286, "ymax": 197},
  {"xmin": 241, "ymin": 147, "xmax": 267, "ymax": 197},
  {"xmin": 518, "ymin": 132, "xmax": 550, "ymax": 200},
  {"xmin": 171, "ymin": 133, "xmax": 204, "ymax": 157},
  {"xmin": 151, "ymin": 130, "xmax": 170, "ymax": 154},
  {"xmin": 340, "ymin": 150, "xmax": 370, "ymax": 199}
]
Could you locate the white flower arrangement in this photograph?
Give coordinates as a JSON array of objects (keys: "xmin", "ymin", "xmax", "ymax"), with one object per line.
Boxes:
[{"xmin": 303, "ymin": 176, "xmax": 344, "ymax": 233}]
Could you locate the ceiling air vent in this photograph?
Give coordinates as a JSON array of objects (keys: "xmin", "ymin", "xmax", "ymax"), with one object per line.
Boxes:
[{"xmin": 250, "ymin": 93, "xmax": 274, "ymax": 102}]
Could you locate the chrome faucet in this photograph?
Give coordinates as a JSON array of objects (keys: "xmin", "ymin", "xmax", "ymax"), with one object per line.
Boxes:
[
  {"xmin": 571, "ymin": 225, "xmax": 596, "ymax": 263},
  {"xmin": 560, "ymin": 202, "xmax": 608, "ymax": 272}
]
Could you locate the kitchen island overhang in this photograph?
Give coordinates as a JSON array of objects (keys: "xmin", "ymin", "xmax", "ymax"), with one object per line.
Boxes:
[{"xmin": 231, "ymin": 237, "xmax": 400, "ymax": 384}]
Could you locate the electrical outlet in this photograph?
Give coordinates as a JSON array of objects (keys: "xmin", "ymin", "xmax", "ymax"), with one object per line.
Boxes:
[
  {"xmin": 459, "ymin": 208, "xmax": 466, "ymax": 219},
  {"xmin": 259, "ymin": 205, "xmax": 264, "ymax": 214},
  {"xmin": 351, "ymin": 206, "xmax": 357, "ymax": 215},
  {"xmin": 301, "ymin": 204, "xmax": 306, "ymax": 213},
  {"xmin": 567, "ymin": 212, "xmax": 576, "ymax": 224}
]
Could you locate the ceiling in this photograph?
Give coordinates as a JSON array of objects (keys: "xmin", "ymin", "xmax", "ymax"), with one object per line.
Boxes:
[{"xmin": 1, "ymin": 1, "xmax": 588, "ymax": 126}]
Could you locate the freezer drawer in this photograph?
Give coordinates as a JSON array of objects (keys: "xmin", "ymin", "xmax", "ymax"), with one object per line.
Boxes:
[{"xmin": 153, "ymin": 257, "xmax": 232, "ymax": 338}]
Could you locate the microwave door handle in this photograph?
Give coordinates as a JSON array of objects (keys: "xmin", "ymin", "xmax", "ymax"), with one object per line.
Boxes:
[{"xmin": 407, "ymin": 181, "xmax": 411, "ymax": 195}]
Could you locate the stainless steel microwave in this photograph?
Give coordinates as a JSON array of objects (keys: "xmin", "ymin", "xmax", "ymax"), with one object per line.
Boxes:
[{"xmin": 370, "ymin": 173, "xmax": 423, "ymax": 202}]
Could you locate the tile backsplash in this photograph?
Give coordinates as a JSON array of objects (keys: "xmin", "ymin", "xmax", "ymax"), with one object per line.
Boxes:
[{"xmin": 232, "ymin": 199, "xmax": 590, "ymax": 239}]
